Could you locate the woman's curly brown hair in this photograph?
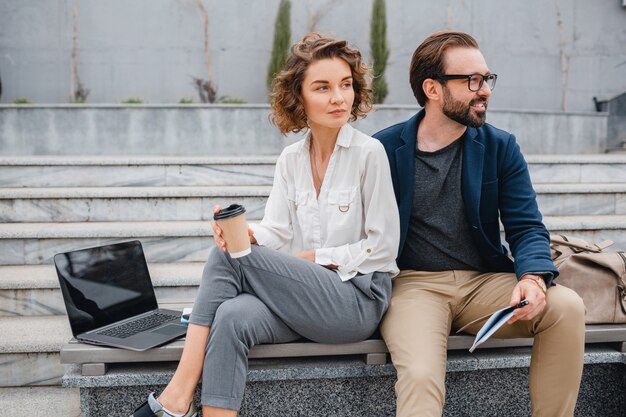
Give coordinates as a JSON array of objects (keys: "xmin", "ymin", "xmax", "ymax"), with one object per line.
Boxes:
[{"xmin": 270, "ymin": 33, "xmax": 373, "ymax": 135}]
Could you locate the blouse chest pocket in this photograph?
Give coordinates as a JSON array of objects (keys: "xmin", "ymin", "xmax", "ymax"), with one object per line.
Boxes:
[
  {"xmin": 291, "ymin": 189, "xmax": 316, "ymax": 235},
  {"xmin": 327, "ymin": 187, "xmax": 360, "ymax": 230}
]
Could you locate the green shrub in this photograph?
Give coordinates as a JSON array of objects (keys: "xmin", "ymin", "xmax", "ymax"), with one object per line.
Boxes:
[
  {"xmin": 178, "ymin": 97, "xmax": 194, "ymax": 104},
  {"xmin": 220, "ymin": 96, "xmax": 247, "ymax": 104},
  {"xmin": 121, "ymin": 98, "xmax": 145, "ymax": 104},
  {"xmin": 267, "ymin": 0, "xmax": 291, "ymax": 92},
  {"xmin": 13, "ymin": 97, "xmax": 31, "ymax": 104},
  {"xmin": 370, "ymin": 0, "xmax": 389, "ymax": 104}
]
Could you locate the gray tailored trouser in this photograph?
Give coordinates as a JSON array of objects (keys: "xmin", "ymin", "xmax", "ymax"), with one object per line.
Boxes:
[{"xmin": 188, "ymin": 245, "xmax": 392, "ymax": 410}]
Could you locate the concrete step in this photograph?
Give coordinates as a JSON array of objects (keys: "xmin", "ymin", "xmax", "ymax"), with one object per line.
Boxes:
[
  {"xmin": 526, "ymin": 154, "xmax": 626, "ymax": 184},
  {"xmin": 0, "ymin": 221, "xmax": 218, "ymax": 265},
  {"xmin": 0, "ymin": 300, "xmax": 190, "ymax": 387},
  {"xmin": 0, "ymin": 156, "xmax": 277, "ymax": 187},
  {"xmin": 0, "ymin": 387, "xmax": 80, "ymax": 416},
  {"xmin": 0, "ymin": 216, "xmax": 624, "ymax": 266},
  {"xmin": 0, "ymin": 315, "xmax": 71, "ymax": 387},
  {"xmin": 0, "ymin": 185, "xmax": 270, "ymax": 222},
  {"xmin": 2, "ymin": 154, "xmax": 626, "ymax": 187},
  {"xmin": 0, "ymin": 263, "xmax": 204, "ymax": 317},
  {"xmin": 534, "ymin": 183, "xmax": 626, "ymax": 216},
  {"xmin": 2, "ymin": 183, "xmax": 626, "ymax": 222}
]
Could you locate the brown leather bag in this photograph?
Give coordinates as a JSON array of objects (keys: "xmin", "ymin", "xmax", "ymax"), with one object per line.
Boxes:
[{"xmin": 550, "ymin": 234, "xmax": 626, "ymax": 324}]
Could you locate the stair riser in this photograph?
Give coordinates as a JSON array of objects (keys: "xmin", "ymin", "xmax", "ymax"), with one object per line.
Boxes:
[
  {"xmin": 2, "ymin": 193, "xmax": 625, "ymax": 222},
  {"xmin": 0, "ymin": 197, "xmax": 267, "ymax": 222},
  {"xmin": 0, "ymin": 164, "xmax": 275, "ymax": 187},
  {"xmin": 536, "ymin": 194, "xmax": 626, "ymax": 216},
  {"xmin": 0, "ymin": 236, "xmax": 214, "ymax": 265},
  {"xmin": 1, "ymin": 228, "xmax": 624, "ymax": 266},
  {"xmin": 529, "ymin": 164, "xmax": 626, "ymax": 184},
  {"xmin": 0, "ymin": 352, "xmax": 64, "ymax": 387},
  {"xmin": 0, "ymin": 387, "xmax": 80, "ymax": 417},
  {"xmin": 2, "ymin": 162, "xmax": 626, "ymax": 187},
  {"xmin": 0, "ymin": 286, "xmax": 200, "ymax": 317}
]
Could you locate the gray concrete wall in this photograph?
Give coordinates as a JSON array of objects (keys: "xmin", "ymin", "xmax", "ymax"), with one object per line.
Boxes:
[
  {"xmin": 605, "ymin": 91, "xmax": 626, "ymax": 149},
  {"xmin": 0, "ymin": 105, "xmax": 608, "ymax": 155},
  {"xmin": 1, "ymin": 1, "xmax": 625, "ymax": 112}
]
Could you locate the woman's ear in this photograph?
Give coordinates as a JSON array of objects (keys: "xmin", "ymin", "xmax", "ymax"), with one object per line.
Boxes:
[{"xmin": 422, "ymin": 78, "xmax": 441, "ymax": 102}]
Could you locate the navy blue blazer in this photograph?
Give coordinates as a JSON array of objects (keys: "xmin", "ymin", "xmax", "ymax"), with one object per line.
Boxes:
[{"xmin": 374, "ymin": 110, "xmax": 558, "ymax": 282}]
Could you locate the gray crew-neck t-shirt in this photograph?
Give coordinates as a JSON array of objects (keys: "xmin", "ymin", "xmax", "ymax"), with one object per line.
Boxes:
[{"xmin": 398, "ymin": 138, "xmax": 486, "ymax": 272}]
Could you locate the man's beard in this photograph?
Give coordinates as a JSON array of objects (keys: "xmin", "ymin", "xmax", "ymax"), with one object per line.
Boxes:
[{"xmin": 442, "ymin": 87, "xmax": 487, "ymax": 128}]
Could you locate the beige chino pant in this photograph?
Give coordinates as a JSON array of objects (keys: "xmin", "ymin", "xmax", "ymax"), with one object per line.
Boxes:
[{"xmin": 380, "ymin": 270, "xmax": 586, "ymax": 417}]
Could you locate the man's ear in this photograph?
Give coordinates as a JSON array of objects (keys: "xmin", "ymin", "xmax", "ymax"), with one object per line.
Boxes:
[{"xmin": 422, "ymin": 78, "xmax": 441, "ymax": 102}]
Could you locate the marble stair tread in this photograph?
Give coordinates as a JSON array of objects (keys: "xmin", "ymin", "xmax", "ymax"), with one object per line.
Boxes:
[
  {"xmin": 2, "ymin": 183, "xmax": 626, "ymax": 199},
  {"xmin": 534, "ymin": 183, "xmax": 626, "ymax": 193},
  {"xmin": 0, "ymin": 387, "xmax": 79, "ymax": 417},
  {"xmin": 4, "ymin": 154, "xmax": 626, "ymax": 165},
  {"xmin": 0, "ymin": 262, "xmax": 205, "ymax": 289},
  {"xmin": 0, "ymin": 221, "xmax": 216, "ymax": 238},
  {"xmin": 2, "ymin": 216, "xmax": 626, "ymax": 239},
  {"xmin": 0, "ymin": 185, "xmax": 271, "ymax": 198},
  {"xmin": 524, "ymin": 154, "xmax": 626, "ymax": 163},
  {"xmin": 542, "ymin": 215, "xmax": 626, "ymax": 230},
  {"xmin": 0, "ymin": 315, "xmax": 71, "ymax": 353},
  {"xmin": 0, "ymin": 155, "xmax": 279, "ymax": 165}
]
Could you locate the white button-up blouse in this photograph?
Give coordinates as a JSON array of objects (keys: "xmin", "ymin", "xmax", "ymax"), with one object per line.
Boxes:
[{"xmin": 249, "ymin": 123, "xmax": 400, "ymax": 281}]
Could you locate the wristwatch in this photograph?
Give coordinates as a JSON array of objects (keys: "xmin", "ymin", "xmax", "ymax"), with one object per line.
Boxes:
[{"xmin": 520, "ymin": 275, "xmax": 547, "ymax": 293}]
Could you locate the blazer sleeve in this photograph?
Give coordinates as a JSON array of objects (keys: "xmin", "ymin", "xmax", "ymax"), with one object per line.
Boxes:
[{"xmin": 498, "ymin": 134, "xmax": 559, "ymax": 283}]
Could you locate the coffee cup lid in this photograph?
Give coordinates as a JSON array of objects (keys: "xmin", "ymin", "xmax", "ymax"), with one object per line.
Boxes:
[{"xmin": 213, "ymin": 204, "xmax": 246, "ymax": 220}]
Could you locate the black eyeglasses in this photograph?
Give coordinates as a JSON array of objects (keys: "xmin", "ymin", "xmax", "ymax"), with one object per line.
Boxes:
[{"xmin": 436, "ymin": 73, "xmax": 497, "ymax": 92}]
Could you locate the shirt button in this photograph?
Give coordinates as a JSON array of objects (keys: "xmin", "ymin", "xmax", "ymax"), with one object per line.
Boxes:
[{"xmin": 366, "ymin": 248, "xmax": 372, "ymax": 253}]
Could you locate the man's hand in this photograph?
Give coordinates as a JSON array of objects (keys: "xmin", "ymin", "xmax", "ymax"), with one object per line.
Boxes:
[{"xmin": 508, "ymin": 274, "xmax": 546, "ymax": 324}]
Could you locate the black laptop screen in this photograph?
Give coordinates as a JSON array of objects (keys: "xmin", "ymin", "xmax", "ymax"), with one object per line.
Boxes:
[{"xmin": 54, "ymin": 240, "xmax": 158, "ymax": 336}]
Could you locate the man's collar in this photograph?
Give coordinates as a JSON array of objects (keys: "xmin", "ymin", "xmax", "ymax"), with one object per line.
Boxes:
[{"xmin": 400, "ymin": 109, "xmax": 425, "ymax": 145}]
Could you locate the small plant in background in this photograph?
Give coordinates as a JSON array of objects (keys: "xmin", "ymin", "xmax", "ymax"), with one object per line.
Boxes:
[
  {"xmin": 370, "ymin": 0, "xmax": 389, "ymax": 104},
  {"xmin": 13, "ymin": 97, "xmax": 31, "ymax": 104},
  {"xmin": 72, "ymin": 84, "xmax": 89, "ymax": 104},
  {"xmin": 192, "ymin": 77, "xmax": 217, "ymax": 103},
  {"xmin": 121, "ymin": 98, "xmax": 145, "ymax": 104},
  {"xmin": 192, "ymin": 0, "xmax": 217, "ymax": 103},
  {"xmin": 219, "ymin": 96, "xmax": 247, "ymax": 104},
  {"xmin": 70, "ymin": 96, "xmax": 87, "ymax": 104},
  {"xmin": 267, "ymin": 0, "xmax": 291, "ymax": 92},
  {"xmin": 70, "ymin": 1, "xmax": 90, "ymax": 104},
  {"xmin": 178, "ymin": 97, "xmax": 194, "ymax": 104}
]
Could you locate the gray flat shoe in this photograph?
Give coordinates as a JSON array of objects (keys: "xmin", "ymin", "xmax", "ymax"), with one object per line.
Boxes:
[{"xmin": 130, "ymin": 392, "xmax": 197, "ymax": 417}]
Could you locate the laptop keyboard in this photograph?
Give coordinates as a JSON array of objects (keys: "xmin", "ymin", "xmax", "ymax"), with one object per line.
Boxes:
[{"xmin": 97, "ymin": 312, "xmax": 179, "ymax": 339}]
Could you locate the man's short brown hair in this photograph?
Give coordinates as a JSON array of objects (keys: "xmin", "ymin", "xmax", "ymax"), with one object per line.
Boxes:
[
  {"xmin": 409, "ymin": 31, "xmax": 479, "ymax": 106},
  {"xmin": 270, "ymin": 33, "xmax": 373, "ymax": 135}
]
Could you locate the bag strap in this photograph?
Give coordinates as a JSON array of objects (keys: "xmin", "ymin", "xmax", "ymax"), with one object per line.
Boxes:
[{"xmin": 550, "ymin": 234, "xmax": 614, "ymax": 253}]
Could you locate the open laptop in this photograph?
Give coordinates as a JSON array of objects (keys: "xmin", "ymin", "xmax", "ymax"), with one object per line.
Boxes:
[{"xmin": 54, "ymin": 240, "xmax": 188, "ymax": 351}]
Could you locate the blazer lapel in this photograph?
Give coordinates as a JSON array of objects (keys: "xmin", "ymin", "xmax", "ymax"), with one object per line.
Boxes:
[
  {"xmin": 396, "ymin": 112, "xmax": 421, "ymax": 229},
  {"xmin": 462, "ymin": 128, "xmax": 485, "ymax": 226}
]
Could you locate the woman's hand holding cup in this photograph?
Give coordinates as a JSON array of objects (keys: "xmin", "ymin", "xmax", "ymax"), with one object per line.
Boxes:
[
  {"xmin": 212, "ymin": 204, "xmax": 254, "ymax": 257},
  {"xmin": 212, "ymin": 206, "xmax": 227, "ymax": 252}
]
